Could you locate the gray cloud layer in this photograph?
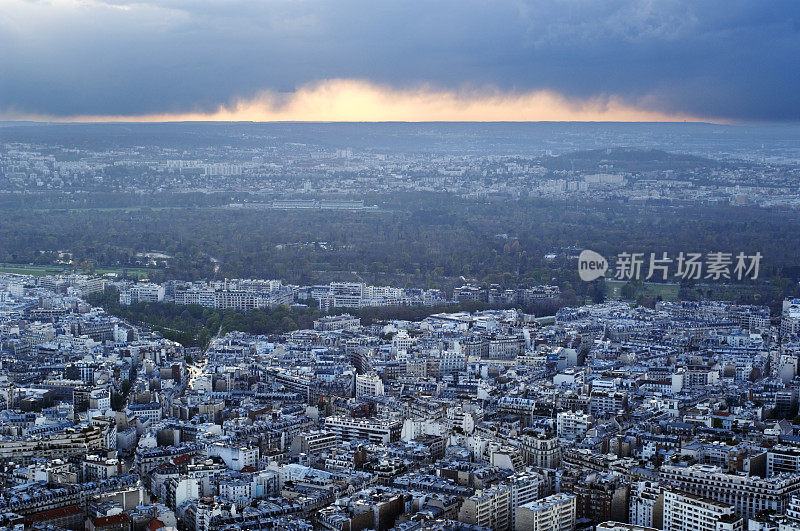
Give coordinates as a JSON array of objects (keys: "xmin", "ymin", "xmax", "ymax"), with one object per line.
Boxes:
[{"xmin": 1, "ymin": 0, "xmax": 798, "ymax": 120}]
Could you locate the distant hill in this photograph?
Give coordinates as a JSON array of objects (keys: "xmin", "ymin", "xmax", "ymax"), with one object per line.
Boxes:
[{"xmin": 541, "ymin": 147, "xmax": 728, "ymax": 172}]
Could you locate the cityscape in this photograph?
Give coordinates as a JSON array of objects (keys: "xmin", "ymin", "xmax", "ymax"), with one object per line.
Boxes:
[
  {"xmin": 2, "ymin": 123, "xmax": 800, "ymax": 208},
  {"xmin": 3, "ymin": 1, "xmax": 800, "ymax": 531},
  {"xmin": 0, "ymin": 266, "xmax": 799, "ymax": 531}
]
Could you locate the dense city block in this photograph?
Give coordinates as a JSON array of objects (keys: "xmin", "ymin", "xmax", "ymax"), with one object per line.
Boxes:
[{"xmin": 1, "ymin": 271, "xmax": 800, "ymax": 530}]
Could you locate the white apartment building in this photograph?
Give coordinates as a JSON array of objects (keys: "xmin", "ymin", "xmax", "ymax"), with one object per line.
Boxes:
[
  {"xmin": 313, "ymin": 314, "xmax": 361, "ymax": 331},
  {"xmin": 82, "ymin": 455, "xmax": 119, "ymax": 481},
  {"xmin": 768, "ymin": 446, "xmax": 800, "ymax": 477},
  {"xmin": 515, "ymin": 492, "xmax": 576, "ymax": 531},
  {"xmin": 324, "ymin": 416, "xmax": 401, "ymax": 445},
  {"xmin": 174, "ymin": 288, "xmax": 216, "ymax": 307},
  {"xmin": 589, "ymin": 389, "xmax": 627, "ymax": 418},
  {"xmin": 769, "ymin": 495, "xmax": 800, "ymax": 530},
  {"xmin": 439, "ymin": 348, "xmax": 466, "ymax": 374},
  {"xmin": 663, "ymin": 489, "xmax": 743, "ymax": 531},
  {"xmin": 488, "ymin": 335, "xmax": 524, "ymax": 360},
  {"xmin": 629, "ymin": 480, "xmax": 663, "ymax": 529},
  {"xmin": 782, "ymin": 299, "xmax": 800, "ymax": 337},
  {"xmin": 497, "ymin": 397, "xmax": 538, "ymax": 420},
  {"xmin": 393, "ymin": 330, "xmax": 415, "ymax": 352},
  {"xmin": 597, "ymin": 524, "xmax": 658, "ymax": 531},
  {"xmin": 355, "ymin": 372, "xmax": 385, "ymax": 397},
  {"xmin": 213, "ymin": 290, "xmax": 281, "ymax": 311},
  {"xmin": 508, "ymin": 472, "xmax": 546, "ymax": 529},
  {"xmin": 446, "ymin": 404, "xmax": 483, "ymax": 434},
  {"xmin": 120, "ymin": 283, "xmax": 165, "ymax": 305},
  {"xmin": 660, "ymin": 464, "xmax": 800, "ymax": 522},
  {"xmin": 557, "ymin": 411, "xmax": 593, "ymax": 441},
  {"xmin": 89, "ymin": 387, "xmax": 110, "ymax": 410},
  {"xmin": 218, "ymin": 478, "xmax": 253, "ymax": 502},
  {"xmin": 126, "ymin": 402, "xmax": 162, "ymax": 423},
  {"xmin": 206, "ymin": 443, "xmax": 259, "ymax": 471},
  {"xmin": 315, "ymin": 282, "xmax": 409, "ymax": 310},
  {"xmin": 166, "ymin": 476, "xmax": 199, "ymax": 511}
]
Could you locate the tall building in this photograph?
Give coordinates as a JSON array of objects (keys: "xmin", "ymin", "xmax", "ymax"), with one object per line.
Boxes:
[
  {"xmin": 769, "ymin": 494, "xmax": 800, "ymax": 530},
  {"xmin": 589, "ymin": 389, "xmax": 628, "ymax": 419},
  {"xmin": 767, "ymin": 446, "xmax": 800, "ymax": 477},
  {"xmin": 629, "ymin": 480, "xmax": 663, "ymax": 529},
  {"xmin": 507, "ymin": 472, "xmax": 546, "ymax": 529},
  {"xmin": 662, "ymin": 489, "xmax": 743, "ymax": 531},
  {"xmin": 313, "ymin": 314, "xmax": 361, "ymax": 331},
  {"xmin": 355, "ymin": 372, "xmax": 385, "ymax": 397},
  {"xmin": 782, "ymin": 299, "xmax": 800, "ymax": 337},
  {"xmin": 556, "ymin": 411, "xmax": 593, "ymax": 441},
  {"xmin": 515, "ymin": 492, "xmax": 576, "ymax": 531},
  {"xmin": 290, "ymin": 430, "xmax": 337, "ymax": 457},
  {"xmin": 120, "ymin": 283, "xmax": 165, "ymax": 305},
  {"xmin": 520, "ymin": 434, "xmax": 561, "ymax": 469},
  {"xmin": 458, "ymin": 484, "xmax": 512, "ymax": 531},
  {"xmin": 570, "ymin": 471, "xmax": 629, "ymax": 525}
]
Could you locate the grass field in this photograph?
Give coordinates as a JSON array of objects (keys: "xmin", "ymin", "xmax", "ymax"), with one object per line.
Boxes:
[
  {"xmin": 606, "ymin": 279, "xmax": 680, "ymax": 301},
  {"xmin": 0, "ymin": 263, "xmax": 153, "ymax": 279}
]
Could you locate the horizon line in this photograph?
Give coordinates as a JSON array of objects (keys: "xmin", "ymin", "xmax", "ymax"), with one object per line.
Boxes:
[{"xmin": 0, "ymin": 119, "xmax": 739, "ymax": 126}]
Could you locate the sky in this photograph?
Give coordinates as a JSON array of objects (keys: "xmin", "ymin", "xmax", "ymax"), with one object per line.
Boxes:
[{"xmin": 1, "ymin": 0, "xmax": 798, "ymax": 122}]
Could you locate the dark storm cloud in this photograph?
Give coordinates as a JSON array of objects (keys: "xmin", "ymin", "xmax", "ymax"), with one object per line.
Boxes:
[{"xmin": 1, "ymin": 0, "xmax": 798, "ymax": 120}]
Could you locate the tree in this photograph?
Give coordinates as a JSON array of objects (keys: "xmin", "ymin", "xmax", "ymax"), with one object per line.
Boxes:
[
  {"xmin": 589, "ymin": 279, "xmax": 606, "ymax": 304},
  {"xmin": 621, "ymin": 282, "xmax": 637, "ymax": 299},
  {"xmin": 197, "ymin": 328, "xmax": 212, "ymax": 349},
  {"xmin": 111, "ymin": 392, "xmax": 126, "ymax": 411}
]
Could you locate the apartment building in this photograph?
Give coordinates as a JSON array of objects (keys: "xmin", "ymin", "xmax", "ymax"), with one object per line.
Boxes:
[
  {"xmin": 660, "ymin": 464, "xmax": 800, "ymax": 522},
  {"xmin": 290, "ymin": 430, "xmax": 338, "ymax": 457},
  {"xmin": 629, "ymin": 481, "xmax": 663, "ymax": 529},
  {"xmin": 589, "ymin": 389, "xmax": 628, "ymax": 419},
  {"xmin": 782, "ymin": 299, "xmax": 800, "ymax": 337},
  {"xmin": 324, "ymin": 416, "xmax": 402, "ymax": 445},
  {"xmin": 458, "ymin": 484, "xmax": 512, "ymax": 531},
  {"xmin": 768, "ymin": 446, "xmax": 800, "ymax": 477},
  {"xmin": 557, "ymin": 411, "xmax": 593, "ymax": 441},
  {"xmin": 120, "ymin": 283, "xmax": 164, "ymax": 305},
  {"xmin": 508, "ymin": 472, "xmax": 546, "ymax": 529},
  {"xmin": 519, "ymin": 434, "xmax": 561, "ymax": 469},
  {"xmin": 597, "ymin": 524, "xmax": 658, "ymax": 531},
  {"xmin": 313, "ymin": 314, "xmax": 361, "ymax": 331},
  {"xmin": 663, "ymin": 489, "xmax": 743, "ymax": 531},
  {"xmin": 355, "ymin": 372, "xmax": 385, "ymax": 397},
  {"xmin": 515, "ymin": 492, "xmax": 577, "ymax": 531}
]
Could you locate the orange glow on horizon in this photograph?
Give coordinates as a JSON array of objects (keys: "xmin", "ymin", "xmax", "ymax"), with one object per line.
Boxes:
[{"xmin": 4, "ymin": 79, "xmax": 710, "ymax": 123}]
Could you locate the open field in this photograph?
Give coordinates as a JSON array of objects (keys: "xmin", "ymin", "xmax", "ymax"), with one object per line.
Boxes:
[
  {"xmin": 606, "ymin": 279, "xmax": 680, "ymax": 301},
  {"xmin": 0, "ymin": 262, "xmax": 153, "ymax": 279}
]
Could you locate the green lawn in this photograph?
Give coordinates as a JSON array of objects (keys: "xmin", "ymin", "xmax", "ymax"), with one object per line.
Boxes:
[
  {"xmin": 93, "ymin": 266, "xmax": 153, "ymax": 279},
  {"xmin": 606, "ymin": 279, "xmax": 680, "ymax": 301},
  {"xmin": 0, "ymin": 262, "xmax": 153, "ymax": 279},
  {"xmin": 0, "ymin": 263, "xmax": 64, "ymax": 276}
]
